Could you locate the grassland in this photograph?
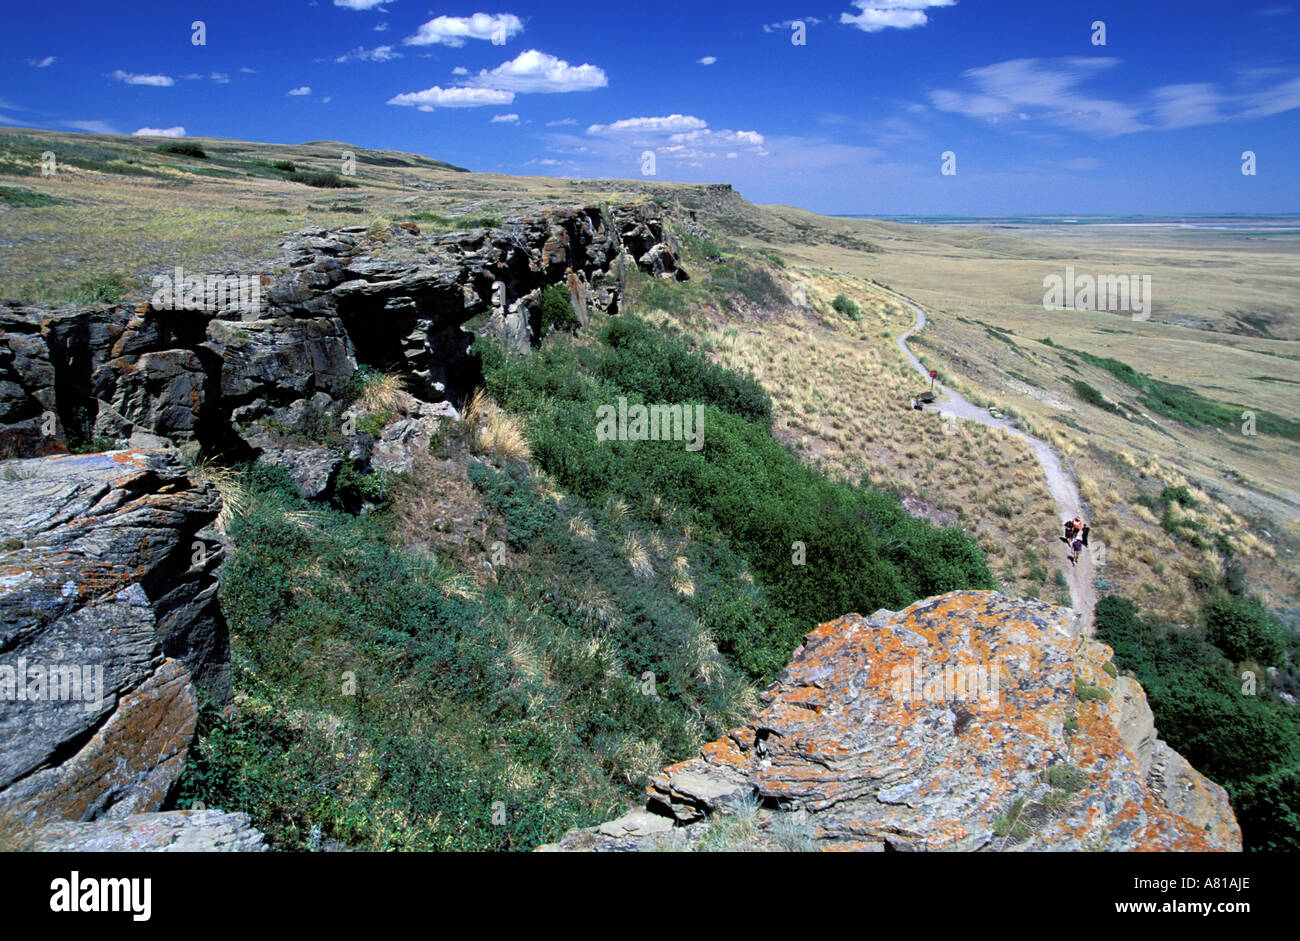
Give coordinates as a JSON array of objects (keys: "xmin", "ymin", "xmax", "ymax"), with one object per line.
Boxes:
[{"xmin": 2, "ymin": 125, "xmax": 1294, "ymax": 630}]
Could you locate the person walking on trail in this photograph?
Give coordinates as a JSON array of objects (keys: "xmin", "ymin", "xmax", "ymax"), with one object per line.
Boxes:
[
  {"xmin": 1080, "ymin": 522, "xmax": 1091, "ymax": 548},
  {"xmin": 1068, "ymin": 536, "xmax": 1084, "ymax": 566},
  {"xmin": 1061, "ymin": 517, "xmax": 1080, "ymax": 544}
]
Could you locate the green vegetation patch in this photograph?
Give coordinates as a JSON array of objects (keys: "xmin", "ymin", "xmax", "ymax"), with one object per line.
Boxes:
[
  {"xmin": 1096, "ymin": 593, "xmax": 1300, "ymax": 851},
  {"xmin": 1039, "ymin": 339, "xmax": 1300, "ymax": 440},
  {"xmin": 0, "ymin": 185, "xmax": 65, "ymax": 207}
]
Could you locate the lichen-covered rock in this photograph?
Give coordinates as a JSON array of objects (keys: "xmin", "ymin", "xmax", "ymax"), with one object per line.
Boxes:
[
  {"xmin": 543, "ymin": 591, "xmax": 1241, "ymax": 852},
  {"xmin": 0, "ymin": 450, "xmax": 227, "ymax": 826},
  {"xmin": 31, "ymin": 809, "xmax": 267, "ymax": 852}
]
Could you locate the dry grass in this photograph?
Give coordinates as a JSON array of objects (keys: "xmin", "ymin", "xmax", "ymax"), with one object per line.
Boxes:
[
  {"xmin": 464, "ymin": 387, "xmax": 531, "ymax": 462},
  {"xmin": 357, "ymin": 370, "xmax": 408, "ymax": 414}
]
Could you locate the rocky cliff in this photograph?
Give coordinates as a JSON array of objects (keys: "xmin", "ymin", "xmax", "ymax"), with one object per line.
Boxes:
[
  {"xmin": 0, "ymin": 202, "xmax": 683, "ymax": 849},
  {"xmin": 0, "ymin": 450, "xmax": 230, "ymax": 844},
  {"xmin": 0, "ymin": 203, "xmax": 682, "ymax": 483},
  {"xmin": 541, "ymin": 591, "xmax": 1241, "ymax": 852}
]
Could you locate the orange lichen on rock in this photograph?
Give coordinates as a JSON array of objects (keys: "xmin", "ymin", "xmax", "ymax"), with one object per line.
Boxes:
[{"xmin": 548, "ymin": 590, "xmax": 1242, "ymax": 853}]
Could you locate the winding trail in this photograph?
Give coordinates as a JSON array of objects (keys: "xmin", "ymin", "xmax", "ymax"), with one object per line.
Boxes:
[{"xmin": 891, "ymin": 295, "xmax": 1096, "ymax": 633}]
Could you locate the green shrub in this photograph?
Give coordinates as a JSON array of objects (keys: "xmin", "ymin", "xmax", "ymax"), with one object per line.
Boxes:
[
  {"xmin": 1095, "ymin": 593, "xmax": 1300, "ymax": 851},
  {"xmin": 1205, "ymin": 596, "xmax": 1288, "ymax": 666},
  {"xmin": 272, "ymin": 160, "xmax": 297, "ymax": 172},
  {"xmin": 1071, "ymin": 380, "xmax": 1115, "ymax": 412},
  {"xmin": 831, "ymin": 294, "xmax": 862, "ymax": 321},
  {"xmin": 539, "ymin": 283, "xmax": 581, "ymax": 334},
  {"xmin": 156, "ymin": 141, "xmax": 207, "ymax": 158},
  {"xmin": 483, "ymin": 313, "xmax": 994, "ymax": 682},
  {"xmin": 286, "ymin": 169, "xmax": 357, "ymax": 189}
]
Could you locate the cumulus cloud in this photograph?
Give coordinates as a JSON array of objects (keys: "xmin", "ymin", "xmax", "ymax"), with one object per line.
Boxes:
[
  {"xmin": 334, "ymin": 0, "xmax": 388, "ymax": 9},
  {"xmin": 468, "ymin": 50, "xmax": 607, "ymax": 93},
  {"xmin": 586, "ymin": 114, "xmax": 707, "ymax": 136},
  {"xmin": 28, "ymin": 56, "xmax": 55, "ymax": 68},
  {"xmin": 698, "ymin": 56, "xmax": 717, "ymax": 65},
  {"xmin": 491, "ymin": 113, "xmax": 520, "ymax": 123},
  {"xmin": 108, "ymin": 70, "xmax": 174, "ymax": 87},
  {"xmin": 287, "ymin": 85, "xmax": 312, "ymax": 96},
  {"xmin": 387, "ymin": 85, "xmax": 515, "ymax": 110},
  {"xmin": 840, "ymin": 0, "xmax": 956, "ymax": 32},
  {"xmin": 133, "ymin": 126, "xmax": 186, "ymax": 137},
  {"xmin": 406, "ymin": 13, "xmax": 523, "ymax": 47}
]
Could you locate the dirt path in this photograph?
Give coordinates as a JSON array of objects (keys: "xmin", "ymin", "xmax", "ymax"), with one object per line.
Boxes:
[{"xmin": 893, "ymin": 297, "xmax": 1097, "ymax": 633}]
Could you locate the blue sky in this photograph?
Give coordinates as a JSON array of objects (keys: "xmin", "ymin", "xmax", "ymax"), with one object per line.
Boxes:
[{"xmin": 5, "ymin": 0, "xmax": 1299, "ymax": 214}]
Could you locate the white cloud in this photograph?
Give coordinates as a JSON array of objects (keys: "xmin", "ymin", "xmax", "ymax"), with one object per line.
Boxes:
[
  {"xmin": 374, "ymin": 21, "xmax": 389, "ymax": 31},
  {"xmin": 587, "ymin": 114, "xmax": 706, "ymax": 136},
  {"xmin": 334, "ymin": 0, "xmax": 388, "ymax": 9},
  {"xmin": 697, "ymin": 56, "xmax": 716, "ymax": 65},
  {"xmin": 65, "ymin": 120, "xmax": 121, "ymax": 134},
  {"xmin": 763, "ymin": 17, "xmax": 821, "ymax": 32},
  {"xmin": 133, "ymin": 126, "xmax": 186, "ymax": 137},
  {"xmin": 239, "ymin": 67, "xmax": 257, "ymax": 74},
  {"xmin": 469, "ymin": 49, "xmax": 606, "ymax": 93},
  {"xmin": 211, "ymin": 72, "xmax": 229, "ymax": 83},
  {"xmin": 929, "ymin": 58, "xmax": 1144, "ymax": 136},
  {"xmin": 28, "ymin": 56, "xmax": 56, "ymax": 68},
  {"xmin": 545, "ymin": 117, "xmax": 576, "ymax": 126},
  {"xmin": 331, "ymin": 44, "xmax": 401, "ymax": 63},
  {"xmin": 668, "ymin": 128, "xmax": 764, "ymax": 147},
  {"xmin": 1149, "ymin": 83, "xmax": 1227, "ymax": 129},
  {"xmin": 387, "ymin": 85, "xmax": 515, "ymax": 110},
  {"xmin": 491, "ymin": 113, "xmax": 520, "ymax": 123},
  {"xmin": 840, "ymin": 0, "xmax": 956, "ymax": 32},
  {"xmin": 108, "ymin": 70, "xmax": 174, "ymax": 87},
  {"xmin": 930, "ymin": 57, "xmax": 1300, "ymax": 136},
  {"xmin": 452, "ymin": 66, "xmax": 469, "ymax": 75},
  {"xmin": 406, "ymin": 13, "xmax": 523, "ymax": 47},
  {"xmin": 287, "ymin": 85, "xmax": 312, "ymax": 96}
]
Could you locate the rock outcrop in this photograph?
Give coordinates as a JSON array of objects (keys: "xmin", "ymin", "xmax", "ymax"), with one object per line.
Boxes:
[
  {"xmin": 30, "ymin": 809, "xmax": 267, "ymax": 852},
  {"xmin": 541, "ymin": 591, "xmax": 1241, "ymax": 852},
  {"xmin": 0, "ymin": 450, "xmax": 228, "ymax": 830},
  {"xmin": 0, "ymin": 202, "xmax": 682, "ymax": 503}
]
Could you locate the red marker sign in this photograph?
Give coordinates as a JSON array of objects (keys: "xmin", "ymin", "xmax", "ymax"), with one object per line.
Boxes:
[{"xmin": 929, "ymin": 370, "xmax": 938, "ymax": 379}]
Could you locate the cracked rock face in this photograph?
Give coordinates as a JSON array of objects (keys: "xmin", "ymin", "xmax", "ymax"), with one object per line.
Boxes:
[
  {"xmin": 542, "ymin": 591, "xmax": 1241, "ymax": 852},
  {"xmin": 0, "ymin": 450, "xmax": 227, "ymax": 827}
]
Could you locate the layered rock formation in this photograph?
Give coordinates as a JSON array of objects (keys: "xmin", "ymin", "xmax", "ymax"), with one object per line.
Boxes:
[
  {"xmin": 0, "ymin": 203, "xmax": 683, "ymax": 505},
  {"xmin": 0, "ymin": 450, "xmax": 236, "ymax": 844},
  {"xmin": 542, "ymin": 591, "xmax": 1241, "ymax": 852}
]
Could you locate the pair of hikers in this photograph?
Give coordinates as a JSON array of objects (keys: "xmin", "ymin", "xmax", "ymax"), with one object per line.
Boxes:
[{"xmin": 1061, "ymin": 516, "xmax": 1090, "ymax": 566}]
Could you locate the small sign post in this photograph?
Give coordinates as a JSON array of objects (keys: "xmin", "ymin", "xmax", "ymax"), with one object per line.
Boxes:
[{"xmin": 929, "ymin": 369, "xmax": 937, "ymax": 394}]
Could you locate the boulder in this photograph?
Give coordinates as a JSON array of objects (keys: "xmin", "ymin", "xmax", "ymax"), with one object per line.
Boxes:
[{"xmin": 544, "ymin": 591, "xmax": 1242, "ymax": 852}]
